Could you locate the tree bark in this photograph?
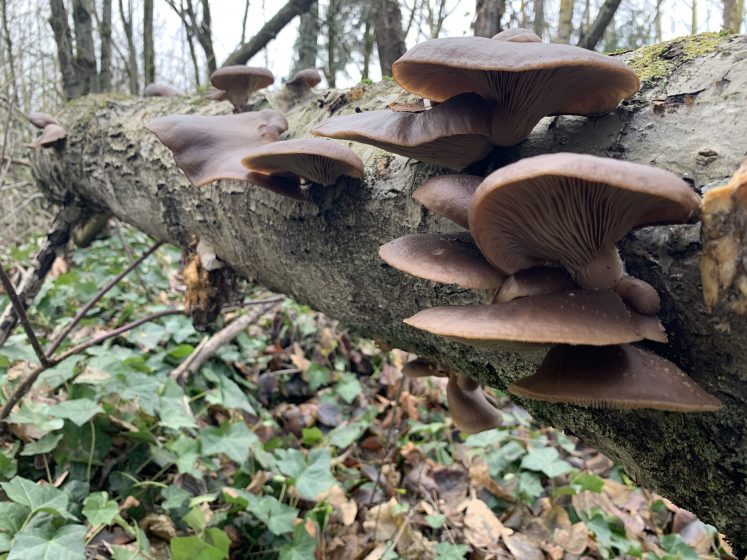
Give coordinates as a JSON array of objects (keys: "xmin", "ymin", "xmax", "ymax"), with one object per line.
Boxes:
[
  {"xmin": 474, "ymin": 0, "xmax": 505, "ymax": 37},
  {"xmin": 577, "ymin": 0, "xmax": 623, "ymax": 50},
  {"xmin": 370, "ymin": 0, "xmax": 406, "ymax": 77},
  {"xmin": 723, "ymin": 0, "xmax": 739, "ymax": 31},
  {"xmin": 48, "ymin": 0, "xmax": 80, "ymax": 99},
  {"xmin": 29, "ymin": 35, "xmax": 747, "ymax": 554},
  {"xmin": 72, "ymin": 0, "xmax": 98, "ymax": 94},
  {"xmin": 291, "ymin": 1, "xmax": 319, "ymax": 75},
  {"xmin": 556, "ymin": 0, "xmax": 574, "ymax": 43},
  {"xmin": 143, "ymin": 0, "xmax": 154, "ymax": 84},
  {"xmin": 118, "ymin": 0, "xmax": 139, "ymax": 95},
  {"xmin": 99, "ymin": 0, "xmax": 112, "ymax": 91},
  {"xmin": 0, "ymin": 0, "xmax": 19, "ymax": 106},
  {"xmin": 532, "ymin": 0, "xmax": 546, "ymax": 39},
  {"xmin": 221, "ymin": 0, "xmax": 315, "ymax": 67},
  {"xmin": 323, "ymin": 0, "xmax": 342, "ymax": 88}
]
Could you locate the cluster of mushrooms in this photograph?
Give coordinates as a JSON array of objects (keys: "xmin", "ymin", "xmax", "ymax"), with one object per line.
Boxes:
[
  {"xmin": 140, "ymin": 29, "xmax": 722, "ymax": 434},
  {"xmin": 27, "ymin": 111, "xmax": 66, "ymax": 149}
]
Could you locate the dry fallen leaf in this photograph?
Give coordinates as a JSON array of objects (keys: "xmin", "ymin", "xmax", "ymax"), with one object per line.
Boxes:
[
  {"xmin": 462, "ymin": 494, "xmax": 512, "ymax": 551},
  {"xmin": 320, "ymin": 484, "xmax": 358, "ymax": 526}
]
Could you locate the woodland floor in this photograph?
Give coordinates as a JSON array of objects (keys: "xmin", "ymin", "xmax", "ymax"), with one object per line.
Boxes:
[{"xmin": 0, "ymin": 223, "xmax": 736, "ymax": 559}]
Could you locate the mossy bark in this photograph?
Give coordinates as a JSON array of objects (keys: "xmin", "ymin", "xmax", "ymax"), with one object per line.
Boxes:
[{"xmin": 32, "ymin": 34, "xmax": 747, "ymax": 551}]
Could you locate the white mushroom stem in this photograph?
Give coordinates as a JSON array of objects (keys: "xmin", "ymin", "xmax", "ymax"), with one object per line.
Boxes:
[
  {"xmin": 446, "ymin": 375, "xmax": 502, "ymax": 434},
  {"xmin": 571, "ymin": 246, "xmax": 624, "ymax": 291}
]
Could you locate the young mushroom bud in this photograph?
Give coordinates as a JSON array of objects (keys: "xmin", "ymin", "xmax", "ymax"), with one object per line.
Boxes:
[
  {"xmin": 210, "ymin": 65, "xmax": 274, "ymax": 112},
  {"xmin": 447, "ymin": 374, "xmax": 502, "ymax": 434},
  {"xmin": 616, "ymin": 276, "xmax": 661, "ymax": 316}
]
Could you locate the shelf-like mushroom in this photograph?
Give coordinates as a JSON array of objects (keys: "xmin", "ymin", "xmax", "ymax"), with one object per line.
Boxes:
[
  {"xmin": 145, "ymin": 110, "xmax": 288, "ymax": 187},
  {"xmin": 404, "ymin": 289, "xmax": 666, "ymax": 351},
  {"xmin": 509, "ymin": 344, "xmax": 722, "ymax": 412},
  {"xmin": 312, "ymin": 92, "xmax": 493, "ymax": 170},
  {"xmin": 495, "ymin": 267, "xmax": 577, "ymax": 303},
  {"xmin": 392, "ymin": 36, "xmax": 639, "ymax": 145},
  {"xmin": 413, "ymin": 174, "xmax": 482, "ymax": 229},
  {"xmin": 469, "ymin": 153, "xmax": 701, "ymax": 291},
  {"xmin": 143, "ymin": 83, "xmax": 183, "ymax": 97},
  {"xmin": 379, "ymin": 232, "xmax": 505, "ymax": 290},
  {"xmin": 27, "ymin": 112, "xmax": 59, "ymax": 129},
  {"xmin": 447, "ymin": 375, "xmax": 502, "ymax": 433},
  {"xmin": 241, "ymin": 138, "xmax": 364, "ymax": 186}
]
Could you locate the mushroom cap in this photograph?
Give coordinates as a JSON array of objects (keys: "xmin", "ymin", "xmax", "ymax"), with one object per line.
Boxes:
[
  {"xmin": 402, "ymin": 357, "xmax": 447, "ymax": 378},
  {"xmin": 27, "ymin": 112, "xmax": 59, "ymax": 129},
  {"xmin": 210, "ymin": 65, "xmax": 274, "ymax": 107},
  {"xmin": 379, "ymin": 232, "xmax": 505, "ymax": 290},
  {"xmin": 30, "ymin": 124, "xmax": 67, "ymax": 149},
  {"xmin": 241, "ymin": 138, "xmax": 364, "ymax": 186},
  {"xmin": 145, "ymin": 110, "xmax": 288, "ymax": 187},
  {"xmin": 616, "ymin": 276, "xmax": 661, "ymax": 316},
  {"xmin": 404, "ymin": 289, "xmax": 663, "ymax": 351},
  {"xmin": 495, "ymin": 266, "xmax": 577, "ymax": 303},
  {"xmin": 492, "ymin": 28, "xmax": 542, "ymax": 42},
  {"xmin": 509, "ymin": 344, "xmax": 722, "ymax": 412},
  {"xmin": 246, "ymin": 171, "xmax": 306, "ymax": 201},
  {"xmin": 392, "ymin": 37, "xmax": 639, "ymax": 145},
  {"xmin": 287, "ymin": 68, "xmax": 322, "ymax": 89},
  {"xmin": 447, "ymin": 376, "xmax": 502, "ymax": 433},
  {"xmin": 312, "ymin": 92, "xmax": 493, "ymax": 170},
  {"xmin": 143, "ymin": 83, "xmax": 183, "ymax": 97},
  {"xmin": 469, "ymin": 153, "xmax": 701, "ymax": 283},
  {"xmin": 413, "ymin": 174, "xmax": 482, "ymax": 229}
]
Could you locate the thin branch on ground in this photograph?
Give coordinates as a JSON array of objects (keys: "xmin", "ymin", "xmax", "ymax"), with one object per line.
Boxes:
[
  {"xmin": 0, "ymin": 261, "xmax": 51, "ymax": 366},
  {"xmin": 170, "ymin": 296, "xmax": 284, "ymax": 385},
  {"xmin": 113, "ymin": 219, "xmax": 149, "ymax": 295},
  {"xmin": 0, "ymin": 308, "xmax": 184, "ymax": 426},
  {"xmin": 45, "ymin": 240, "xmax": 162, "ymax": 356}
]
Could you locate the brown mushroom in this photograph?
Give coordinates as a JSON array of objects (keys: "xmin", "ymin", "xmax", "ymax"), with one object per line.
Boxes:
[
  {"xmin": 145, "ymin": 110, "xmax": 288, "ymax": 187},
  {"xmin": 143, "ymin": 83, "xmax": 183, "ymax": 97},
  {"xmin": 241, "ymin": 138, "xmax": 364, "ymax": 186},
  {"xmin": 27, "ymin": 112, "xmax": 59, "ymax": 129},
  {"xmin": 492, "ymin": 28, "xmax": 542, "ymax": 42},
  {"xmin": 495, "ymin": 267, "xmax": 577, "ymax": 303},
  {"xmin": 379, "ymin": 232, "xmax": 505, "ymax": 290},
  {"xmin": 210, "ymin": 66, "xmax": 274, "ymax": 110},
  {"xmin": 312, "ymin": 92, "xmax": 493, "ymax": 170},
  {"xmin": 509, "ymin": 344, "xmax": 722, "ymax": 412},
  {"xmin": 447, "ymin": 375, "xmax": 502, "ymax": 433},
  {"xmin": 616, "ymin": 276, "xmax": 661, "ymax": 316},
  {"xmin": 412, "ymin": 174, "xmax": 482, "ymax": 229},
  {"xmin": 29, "ymin": 124, "xmax": 67, "ymax": 149},
  {"xmin": 392, "ymin": 37, "xmax": 639, "ymax": 145},
  {"xmin": 404, "ymin": 289, "xmax": 665, "ymax": 351},
  {"xmin": 402, "ymin": 357, "xmax": 447, "ymax": 378},
  {"xmin": 469, "ymin": 153, "xmax": 701, "ymax": 291}
]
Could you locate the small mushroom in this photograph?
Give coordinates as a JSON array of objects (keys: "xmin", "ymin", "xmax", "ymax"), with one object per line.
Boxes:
[
  {"xmin": 274, "ymin": 68, "xmax": 323, "ymax": 111},
  {"xmin": 616, "ymin": 276, "xmax": 661, "ymax": 316},
  {"xmin": 379, "ymin": 232, "xmax": 504, "ymax": 290},
  {"xmin": 241, "ymin": 138, "xmax": 364, "ymax": 186},
  {"xmin": 508, "ymin": 344, "xmax": 722, "ymax": 412},
  {"xmin": 412, "ymin": 174, "xmax": 482, "ymax": 229},
  {"xmin": 143, "ymin": 83, "xmax": 183, "ymax": 97},
  {"xmin": 492, "ymin": 28, "xmax": 542, "ymax": 42},
  {"xmin": 447, "ymin": 374, "xmax": 502, "ymax": 433},
  {"xmin": 210, "ymin": 65, "xmax": 275, "ymax": 111},
  {"xmin": 495, "ymin": 267, "xmax": 577, "ymax": 303},
  {"xmin": 312, "ymin": 92, "xmax": 493, "ymax": 170},
  {"xmin": 402, "ymin": 357, "xmax": 447, "ymax": 378},
  {"xmin": 404, "ymin": 289, "xmax": 666, "ymax": 351},
  {"xmin": 29, "ymin": 123, "xmax": 67, "ymax": 149},
  {"xmin": 145, "ymin": 110, "xmax": 288, "ymax": 187},
  {"xmin": 27, "ymin": 112, "xmax": 59, "ymax": 129}
]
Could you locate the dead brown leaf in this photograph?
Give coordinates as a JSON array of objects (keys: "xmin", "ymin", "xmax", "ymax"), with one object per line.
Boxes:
[{"xmin": 462, "ymin": 494, "xmax": 512, "ymax": 551}]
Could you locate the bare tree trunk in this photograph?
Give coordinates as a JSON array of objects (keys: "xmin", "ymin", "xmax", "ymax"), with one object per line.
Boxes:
[
  {"xmin": 723, "ymin": 0, "xmax": 739, "ymax": 31},
  {"xmin": 196, "ymin": 0, "xmax": 215, "ymax": 75},
  {"xmin": 532, "ymin": 0, "xmax": 546, "ymax": 39},
  {"xmin": 0, "ymin": 0, "xmax": 18, "ymax": 106},
  {"xmin": 222, "ymin": 0, "xmax": 315, "ymax": 67},
  {"xmin": 371, "ymin": 0, "xmax": 406, "ymax": 77},
  {"xmin": 29, "ymin": 36, "xmax": 747, "ymax": 555},
  {"xmin": 240, "ymin": 0, "xmax": 250, "ymax": 44},
  {"xmin": 143, "ymin": 0, "xmax": 154, "ymax": 84},
  {"xmin": 474, "ymin": 0, "xmax": 505, "ymax": 37},
  {"xmin": 654, "ymin": 0, "xmax": 663, "ymax": 41},
  {"xmin": 577, "ymin": 0, "xmax": 622, "ymax": 50},
  {"xmin": 737, "ymin": 0, "xmax": 745, "ymax": 32},
  {"xmin": 184, "ymin": 20, "xmax": 200, "ymax": 88},
  {"xmin": 49, "ymin": 0, "xmax": 80, "ymax": 99},
  {"xmin": 556, "ymin": 0, "xmax": 574, "ymax": 43},
  {"xmin": 72, "ymin": 0, "xmax": 98, "ymax": 94},
  {"xmin": 361, "ymin": 16, "xmax": 374, "ymax": 81},
  {"xmin": 99, "ymin": 0, "xmax": 112, "ymax": 91},
  {"xmin": 324, "ymin": 0, "xmax": 341, "ymax": 88},
  {"xmin": 577, "ymin": 0, "xmax": 591, "ymax": 44},
  {"xmin": 691, "ymin": 0, "xmax": 698, "ymax": 33},
  {"xmin": 118, "ymin": 0, "xmax": 139, "ymax": 94},
  {"xmin": 291, "ymin": 1, "xmax": 318, "ymax": 75}
]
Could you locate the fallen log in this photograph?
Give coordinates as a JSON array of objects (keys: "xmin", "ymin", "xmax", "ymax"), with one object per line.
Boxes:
[{"xmin": 31, "ymin": 33, "xmax": 747, "ymax": 550}]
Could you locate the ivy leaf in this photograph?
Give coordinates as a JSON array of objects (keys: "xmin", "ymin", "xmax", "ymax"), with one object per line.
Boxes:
[
  {"xmin": 205, "ymin": 376, "xmax": 255, "ymax": 415},
  {"xmin": 47, "ymin": 398, "xmax": 103, "ymax": 427},
  {"xmin": 0, "ymin": 502, "xmax": 30, "ymax": 534},
  {"xmin": 170, "ymin": 528, "xmax": 229, "ymax": 560},
  {"xmin": 434, "ymin": 542, "xmax": 470, "ymax": 559},
  {"xmin": 158, "ymin": 380, "xmax": 197, "ymax": 431},
  {"xmin": 20, "ymin": 433, "xmax": 63, "ymax": 457},
  {"xmin": 1, "ymin": 477, "xmax": 74, "ymax": 519},
  {"xmin": 7, "ymin": 524, "xmax": 86, "ymax": 560},
  {"xmin": 335, "ymin": 373, "xmax": 362, "ymax": 404},
  {"xmin": 83, "ymin": 492, "xmax": 121, "ymax": 526},
  {"xmin": 246, "ymin": 495, "xmax": 298, "ymax": 535},
  {"xmin": 278, "ymin": 522, "xmax": 316, "ymax": 560},
  {"xmin": 200, "ymin": 422, "xmax": 259, "ymax": 464},
  {"xmin": 295, "ymin": 449, "xmax": 336, "ymax": 501},
  {"xmin": 6, "ymin": 403, "xmax": 63, "ymax": 435},
  {"xmin": 328, "ymin": 420, "xmax": 368, "ymax": 449},
  {"xmin": 520, "ymin": 447, "xmax": 574, "ymax": 478}
]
